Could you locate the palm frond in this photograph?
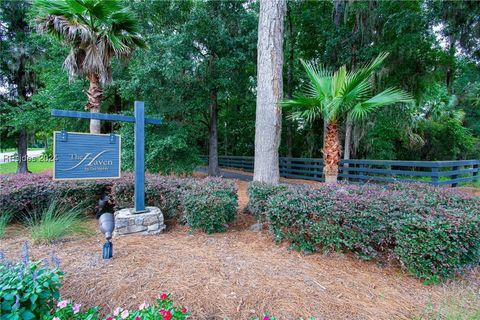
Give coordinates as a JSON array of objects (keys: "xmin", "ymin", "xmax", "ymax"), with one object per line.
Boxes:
[
  {"xmin": 34, "ymin": 0, "xmax": 146, "ymax": 83},
  {"xmin": 349, "ymin": 88, "xmax": 413, "ymax": 121}
]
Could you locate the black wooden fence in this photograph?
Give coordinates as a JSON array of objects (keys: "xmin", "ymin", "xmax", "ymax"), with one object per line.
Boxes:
[{"xmin": 202, "ymin": 156, "xmax": 479, "ymax": 187}]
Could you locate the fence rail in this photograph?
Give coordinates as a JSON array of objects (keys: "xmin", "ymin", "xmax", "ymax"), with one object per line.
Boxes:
[{"xmin": 202, "ymin": 156, "xmax": 479, "ymax": 187}]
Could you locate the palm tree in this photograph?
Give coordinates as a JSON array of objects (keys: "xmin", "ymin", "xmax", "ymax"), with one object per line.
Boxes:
[
  {"xmin": 282, "ymin": 53, "xmax": 413, "ymax": 183},
  {"xmin": 34, "ymin": 0, "xmax": 146, "ymax": 134}
]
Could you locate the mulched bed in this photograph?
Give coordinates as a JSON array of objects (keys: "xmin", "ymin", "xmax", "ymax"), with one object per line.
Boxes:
[{"xmin": 1, "ymin": 180, "xmax": 478, "ymax": 319}]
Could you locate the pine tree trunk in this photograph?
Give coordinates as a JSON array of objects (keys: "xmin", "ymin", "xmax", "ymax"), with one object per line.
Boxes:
[
  {"xmin": 85, "ymin": 73, "xmax": 103, "ymax": 134},
  {"xmin": 323, "ymin": 121, "xmax": 341, "ymax": 184},
  {"xmin": 17, "ymin": 128, "xmax": 29, "ymax": 174},
  {"xmin": 253, "ymin": 0, "xmax": 286, "ymax": 185},
  {"xmin": 286, "ymin": 2, "xmax": 295, "ymax": 157},
  {"xmin": 208, "ymin": 88, "xmax": 220, "ymax": 176}
]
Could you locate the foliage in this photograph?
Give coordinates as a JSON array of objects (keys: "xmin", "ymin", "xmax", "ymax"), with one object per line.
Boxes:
[
  {"xmin": 111, "ymin": 174, "xmax": 237, "ymax": 232},
  {"xmin": 254, "ymin": 182, "xmax": 480, "ymax": 280},
  {"xmin": 120, "ymin": 122, "xmax": 202, "ymax": 175},
  {"xmin": 247, "ymin": 182, "xmax": 287, "ymax": 221},
  {"xmin": 25, "ymin": 200, "xmax": 92, "ymax": 244},
  {"xmin": 111, "ymin": 174, "xmax": 187, "ymax": 220},
  {"xmin": 46, "ymin": 294, "xmax": 189, "ymax": 320},
  {"xmin": 282, "ymin": 53, "xmax": 413, "ymax": 123},
  {"xmin": 33, "ymin": 0, "xmax": 146, "ymax": 84},
  {"xmin": 0, "ymin": 242, "xmax": 63, "ymax": 320},
  {"xmin": 0, "ymin": 211, "xmax": 12, "ymax": 237},
  {"xmin": 0, "ymin": 174, "xmax": 111, "ymax": 220},
  {"xmin": 183, "ymin": 178, "xmax": 237, "ymax": 233}
]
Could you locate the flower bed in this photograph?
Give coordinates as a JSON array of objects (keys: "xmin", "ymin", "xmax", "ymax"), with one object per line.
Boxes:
[{"xmin": 249, "ymin": 182, "xmax": 480, "ymax": 281}]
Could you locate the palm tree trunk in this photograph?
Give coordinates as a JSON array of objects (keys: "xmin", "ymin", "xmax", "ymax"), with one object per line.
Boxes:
[
  {"xmin": 323, "ymin": 121, "xmax": 341, "ymax": 184},
  {"xmin": 85, "ymin": 73, "xmax": 103, "ymax": 134}
]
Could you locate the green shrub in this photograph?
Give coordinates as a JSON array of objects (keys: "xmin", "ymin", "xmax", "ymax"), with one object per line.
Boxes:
[
  {"xmin": 26, "ymin": 200, "xmax": 92, "ymax": 244},
  {"xmin": 393, "ymin": 213, "xmax": 480, "ymax": 282},
  {"xmin": 258, "ymin": 182, "xmax": 480, "ymax": 280},
  {"xmin": 247, "ymin": 182, "xmax": 287, "ymax": 220},
  {"xmin": 183, "ymin": 179, "xmax": 237, "ymax": 233},
  {"xmin": 0, "ymin": 242, "xmax": 63, "ymax": 319},
  {"xmin": 111, "ymin": 173, "xmax": 187, "ymax": 220},
  {"xmin": 0, "ymin": 174, "xmax": 110, "ymax": 221}
]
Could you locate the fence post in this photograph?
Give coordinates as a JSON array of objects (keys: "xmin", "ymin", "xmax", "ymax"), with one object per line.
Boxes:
[
  {"xmin": 473, "ymin": 163, "xmax": 478, "ymax": 178},
  {"xmin": 451, "ymin": 165, "xmax": 459, "ymax": 187},
  {"xmin": 431, "ymin": 167, "xmax": 438, "ymax": 186}
]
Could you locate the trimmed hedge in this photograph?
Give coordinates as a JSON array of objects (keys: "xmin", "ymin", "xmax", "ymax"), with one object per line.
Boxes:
[
  {"xmin": 110, "ymin": 173, "xmax": 187, "ymax": 220},
  {"xmin": 247, "ymin": 182, "xmax": 287, "ymax": 220},
  {"xmin": 183, "ymin": 178, "xmax": 237, "ymax": 233},
  {"xmin": 0, "ymin": 174, "xmax": 110, "ymax": 220},
  {"xmin": 1, "ymin": 173, "xmax": 238, "ymax": 234},
  {"xmin": 251, "ymin": 182, "xmax": 480, "ymax": 281}
]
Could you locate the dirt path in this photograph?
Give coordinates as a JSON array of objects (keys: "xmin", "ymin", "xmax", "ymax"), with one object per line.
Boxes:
[{"xmin": 1, "ymin": 181, "xmax": 478, "ymax": 319}]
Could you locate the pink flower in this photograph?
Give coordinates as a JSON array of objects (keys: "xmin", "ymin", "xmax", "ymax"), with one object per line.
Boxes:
[
  {"xmin": 263, "ymin": 317, "xmax": 270, "ymax": 320},
  {"xmin": 121, "ymin": 309, "xmax": 129, "ymax": 319},
  {"xmin": 106, "ymin": 318, "xmax": 113, "ymax": 320},
  {"xmin": 113, "ymin": 307, "xmax": 122, "ymax": 316},
  {"xmin": 160, "ymin": 293, "xmax": 168, "ymax": 300},
  {"xmin": 57, "ymin": 300, "xmax": 69, "ymax": 309},
  {"xmin": 135, "ymin": 317, "xmax": 141, "ymax": 320},
  {"xmin": 73, "ymin": 303, "xmax": 81, "ymax": 314},
  {"xmin": 52, "ymin": 317, "xmax": 60, "ymax": 320},
  {"xmin": 139, "ymin": 302, "xmax": 149, "ymax": 310},
  {"xmin": 181, "ymin": 307, "xmax": 187, "ymax": 313},
  {"xmin": 163, "ymin": 310, "xmax": 172, "ymax": 320}
]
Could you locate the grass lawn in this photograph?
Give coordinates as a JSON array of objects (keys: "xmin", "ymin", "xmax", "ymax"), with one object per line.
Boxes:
[{"xmin": 0, "ymin": 159, "xmax": 53, "ymax": 174}]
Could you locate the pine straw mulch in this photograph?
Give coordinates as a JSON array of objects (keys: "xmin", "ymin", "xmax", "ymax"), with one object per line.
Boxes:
[{"xmin": 1, "ymin": 180, "xmax": 479, "ymax": 320}]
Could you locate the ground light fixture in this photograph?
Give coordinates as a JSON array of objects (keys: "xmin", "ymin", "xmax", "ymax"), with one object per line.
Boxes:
[{"xmin": 98, "ymin": 212, "xmax": 114, "ymax": 259}]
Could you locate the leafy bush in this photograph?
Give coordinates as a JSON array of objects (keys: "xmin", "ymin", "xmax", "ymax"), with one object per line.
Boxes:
[
  {"xmin": 258, "ymin": 182, "xmax": 480, "ymax": 280},
  {"xmin": 112, "ymin": 175, "xmax": 238, "ymax": 232},
  {"xmin": 110, "ymin": 173, "xmax": 188, "ymax": 220},
  {"xmin": 183, "ymin": 178, "xmax": 237, "ymax": 233},
  {"xmin": 247, "ymin": 182, "xmax": 287, "ymax": 220},
  {"xmin": 0, "ymin": 174, "xmax": 110, "ymax": 221},
  {"xmin": 26, "ymin": 200, "xmax": 93, "ymax": 244},
  {"xmin": 120, "ymin": 121, "xmax": 202, "ymax": 175},
  {"xmin": 46, "ymin": 294, "xmax": 189, "ymax": 320},
  {"xmin": 0, "ymin": 242, "xmax": 63, "ymax": 320}
]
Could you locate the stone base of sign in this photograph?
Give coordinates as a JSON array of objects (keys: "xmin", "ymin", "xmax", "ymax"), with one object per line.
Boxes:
[{"xmin": 114, "ymin": 206, "xmax": 165, "ymax": 236}]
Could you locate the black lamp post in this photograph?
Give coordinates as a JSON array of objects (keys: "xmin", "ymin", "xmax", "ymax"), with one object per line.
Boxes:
[
  {"xmin": 99, "ymin": 213, "xmax": 114, "ymax": 259},
  {"xmin": 97, "ymin": 194, "xmax": 114, "ymax": 259}
]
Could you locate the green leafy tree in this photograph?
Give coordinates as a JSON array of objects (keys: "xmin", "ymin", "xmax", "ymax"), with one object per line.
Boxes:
[
  {"xmin": 283, "ymin": 53, "xmax": 413, "ymax": 183},
  {"xmin": 33, "ymin": 0, "xmax": 146, "ymax": 133}
]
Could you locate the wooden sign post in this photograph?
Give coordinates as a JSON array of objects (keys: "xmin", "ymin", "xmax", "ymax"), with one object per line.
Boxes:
[{"xmin": 51, "ymin": 101, "xmax": 161, "ymax": 213}]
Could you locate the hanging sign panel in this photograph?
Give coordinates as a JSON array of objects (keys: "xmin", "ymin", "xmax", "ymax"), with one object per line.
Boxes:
[{"xmin": 53, "ymin": 131, "xmax": 121, "ymax": 180}]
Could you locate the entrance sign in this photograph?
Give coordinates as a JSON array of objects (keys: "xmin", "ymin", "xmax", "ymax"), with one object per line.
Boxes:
[
  {"xmin": 51, "ymin": 101, "xmax": 161, "ymax": 212},
  {"xmin": 53, "ymin": 132, "xmax": 121, "ymax": 180}
]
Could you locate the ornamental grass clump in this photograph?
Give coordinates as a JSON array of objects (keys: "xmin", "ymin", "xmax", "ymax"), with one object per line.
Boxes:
[
  {"xmin": 260, "ymin": 182, "xmax": 479, "ymax": 281},
  {"xmin": 0, "ymin": 210, "xmax": 13, "ymax": 237},
  {"xmin": 0, "ymin": 242, "xmax": 63, "ymax": 319},
  {"xmin": 26, "ymin": 200, "xmax": 93, "ymax": 244}
]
